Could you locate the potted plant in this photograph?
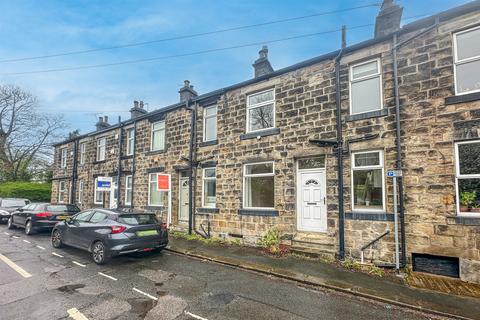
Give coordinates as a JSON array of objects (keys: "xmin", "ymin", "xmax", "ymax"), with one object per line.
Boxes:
[{"xmin": 460, "ymin": 191, "xmax": 477, "ymax": 212}]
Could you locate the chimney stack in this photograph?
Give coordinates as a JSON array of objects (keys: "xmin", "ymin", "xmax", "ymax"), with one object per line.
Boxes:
[
  {"xmin": 374, "ymin": 0, "xmax": 403, "ymax": 38},
  {"xmin": 95, "ymin": 115, "xmax": 111, "ymax": 131},
  {"xmin": 179, "ymin": 80, "xmax": 198, "ymax": 102},
  {"xmin": 252, "ymin": 45, "xmax": 274, "ymax": 78},
  {"xmin": 130, "ymin": 100, "xmax": 148, "ymax": 119}
]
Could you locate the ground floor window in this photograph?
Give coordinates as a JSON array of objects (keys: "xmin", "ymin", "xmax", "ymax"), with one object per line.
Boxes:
[
  {"xmin": 58, "ymin": 181, "xmax": 67, "ymax": 203},
  {"xmin": 455, "ymin": 140, "xmax": 480, "ymax": 214},
  {"xmin": 203, "ymin": 167, "xmax": 216, "ymax": 207},
  {"xmin": 78, "ymin": 180, "xmax": 84, "ymax": 204},
  {"xmin": 94, "ymin": 178, "xmax": 104, "ymax": 204},
  {"xmin": 243, "ymin": 162, "xmax": 275, "ymax": 209},
  {"xmin": 351, "ymin": 150, "xmax": 384, "ymax": 211},
  {"xmin": 148, "ymin": 173, "xmax": 167, "ymax": 206},
  {"xmin": 125, "ymin": 175, "xmax": 132, "ymax": 205}
]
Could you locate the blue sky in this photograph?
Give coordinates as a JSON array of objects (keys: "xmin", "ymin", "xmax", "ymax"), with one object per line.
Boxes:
[{"xmin": 0, "ymin": 0, "xmax": 470, "ymax": 135}]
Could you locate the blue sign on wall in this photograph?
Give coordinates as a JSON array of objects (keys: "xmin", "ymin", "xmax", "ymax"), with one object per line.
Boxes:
[{"xmin": 96, "ymin": 177, "xmax": 112, "ymax": 191}]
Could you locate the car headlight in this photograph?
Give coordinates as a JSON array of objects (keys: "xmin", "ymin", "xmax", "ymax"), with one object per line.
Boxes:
[{"xmin": 0, "ymin": 210, "xmax": 10, "ymax": 215}]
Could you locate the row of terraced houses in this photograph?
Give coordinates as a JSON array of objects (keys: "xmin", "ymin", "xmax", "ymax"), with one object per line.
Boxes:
[{"xmin": 52, "ymin": 1, "xmax": 480, "ymax": 284}]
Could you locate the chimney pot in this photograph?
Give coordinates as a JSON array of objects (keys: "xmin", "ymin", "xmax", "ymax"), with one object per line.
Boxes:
[
  {"xmin": 104, "ymin": 115, "xmax": 108, "ymax": 123},
  {"xmin": 95, "ymin": 115, "xmax": 111, "ymax": 131},
  {"xmin": 374, "ymin": 0, "xmax": 403, "ymax": 38},
  {"xmin": 134, "ymin": 100, "xmax": 139, "ymax": 108},
  {"xmin": 130, "ymin": 100, "xmax": 148, "ymax": 119},
  {"xmin": 252, "ymin": 45, "xmax": 274, "ymax": 78},
  {"xmin": 179, "ymin": 79, "xmax": 198, "ymax": 102},
  {"xmin": 139, "ymin": 101, "xmax": 144, "ymax": 109}
]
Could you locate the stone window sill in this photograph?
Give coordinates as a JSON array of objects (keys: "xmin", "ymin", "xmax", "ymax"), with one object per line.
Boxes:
[
  {"xmin": 147, "ymin": 166, "xmax": 165, "ymax": 173},
  {"xmin": 346, "ymin": 212, "xmax": 394, "ymax": 221},
  {"xmin": 121, "ymin": 155, "xmax": 134, "ymax": 160},
  {"xmin": 445, "ymin": 92, "xmax": 480, "ymax": 105},
  {"xmin": 197, "ymin": 207, "xmax": 219, "ymax": 214},
  {"xmin": 145, "ymin": 205, "xmax": 166, "ymax": 211},
  {"xmin": 345, "ymin": 109, "xmax": 388, "ymax": 122},
  {"xmin": 447, "ymin": 216, "xmax": 480, "ymax": 225},
  {"xmin": 199, "ymin": 140, "xmax": 218, "ymax": 147},
  {"xmin": 93, "ymin": 160, "xmax": 106, "ymax": 165},
  {"xmin": 238, "ymin": 208, "xmax": 279, "ymax": 216},
  {"xmin": 240, "ymin": 128, "xmax": 280, "ymax": 141},
  {"xmin": 146, "ymin": 149, "xmax": 166, "ymax": 156}
]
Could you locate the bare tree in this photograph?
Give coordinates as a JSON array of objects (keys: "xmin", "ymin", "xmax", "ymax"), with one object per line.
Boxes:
[{"xmin": 0, "ymin": 85, "xmax": 65, "ymax": 181}]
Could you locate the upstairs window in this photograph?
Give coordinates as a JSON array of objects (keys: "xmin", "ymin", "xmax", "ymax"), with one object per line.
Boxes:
[
  {"xmin": 243, "ymin": 162, "xmax": 275, "ymax": 209},
  {"xmin": 203, "ymin": 105, "xmax": 217, "ymax": 142},
  {"xmin": 151, "ymin": 121, "xmax": 166, "ymax": 151},
  {"xmin": 60, "ymin": 148, "xmax": 67, "ymax": 168},
  {"xmin": 202, "ymin": 167, "xmax": 216, "ymax": 207},
  {"xmin": 455, "ymin": 141, "xmax": 480, "ymax": 214},
  {"xmin": 454, "ymin": 26, "xmax": 480, "ymax": 95},
  {"xmin": 246, "ymin": 89, "xmax": 275, "ymax": 133},
  {"xmin": 96, "ymin": 137, "xmax": 106, "ymax": 161},
  {"xmin": 79, "ymin": 143, "xmax": 86, "ymax": 165},
  {"xmin": 350, "ymin": 59, "xmax": 383, "ymax": 115},
  {"xmin": 126, "ymin": 128, "xmax": 135, "ymax": 156},
  {"xmin": 351, "ymin": 150, "xmax": 385, "ymax": 211}
]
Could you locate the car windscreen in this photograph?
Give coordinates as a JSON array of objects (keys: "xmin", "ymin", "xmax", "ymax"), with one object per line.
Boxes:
[
  {"xmin": 118, "ymin": 214, "xmax": 158, "ymax": 225},
  {"xmin": 1, "ymin": 200, "xmax": 28, "ymax": 207},
  {"xmin": 46, "ymin": 205, "xmax": 80, "ymax": 212}
]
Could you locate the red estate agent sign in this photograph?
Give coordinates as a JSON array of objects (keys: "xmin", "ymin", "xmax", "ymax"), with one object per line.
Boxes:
[{"xmin": 157, "ymin": 174, "xmax": 170, "ymax": 191}]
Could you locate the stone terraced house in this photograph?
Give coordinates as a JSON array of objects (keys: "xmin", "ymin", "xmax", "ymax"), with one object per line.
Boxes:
[{"xmin": 52, "ymin": 1, "xmax": 480, "ymax": 284}]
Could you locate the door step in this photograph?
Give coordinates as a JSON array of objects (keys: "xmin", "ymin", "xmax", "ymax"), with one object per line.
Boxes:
[{"xmin": 291, "ymin": 232, "xmax": 336, "ymax": 258}]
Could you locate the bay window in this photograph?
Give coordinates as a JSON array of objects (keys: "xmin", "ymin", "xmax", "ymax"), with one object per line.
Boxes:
[
  {"xmin": 455, "ymin": 140, "xmax": 480, "ymax": 214},
  {"xmin": 243, "ymin": 162, "xmax": 275, "ymax": 209},
  {"xmin": 350, "ymin": 59, "xmax": 383, "ymax": 115},
  {"xmin": 246, "ymin": 89, "xmax": 275, "ymax": 133},
  {"xmin": 351, "ymin": 151, "xmax": 385, "ymax": 211},
  {"xmin": 454, "ymin": 26, "xmax": 480, "ymax": 95}
]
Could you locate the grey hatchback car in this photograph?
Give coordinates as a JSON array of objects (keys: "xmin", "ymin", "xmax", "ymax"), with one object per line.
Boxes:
[{"xmin": 51, "ymin": 209, "xmax": 168, "ymax": 264}]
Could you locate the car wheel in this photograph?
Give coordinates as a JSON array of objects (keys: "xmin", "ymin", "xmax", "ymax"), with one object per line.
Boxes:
[
  {"xmin": 51, "ymin": 230, "xmax": 63, "ymax": 248},
  {"xmin": 25, "ymin": 221, "xmax": 35, "ymax": 235},
  {"xmin": 91, "ymin": 241, "xmax": 108, "ymax": 265},
  {"xmin": 7, "ymin": 217, "xmax": 15, "ymax": 229}
]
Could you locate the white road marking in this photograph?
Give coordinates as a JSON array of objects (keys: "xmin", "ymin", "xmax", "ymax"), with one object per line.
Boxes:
[
  {"xmin": 52, "ymin": 252, "xmax": 64, "ymax": 258},
  {"xmin": 3, "ymin": 232, "xmax": 10, "ymax": 236},
  {"xmin": 72, "ymin": 261, "xmax": 86, "ymax": 267},
  {"xmin": 12, "ymin": 235, "xmax": 20, "ymax": 239},
  {"xmin": 23, "ymin": 239, "xmax": 31, "ymax": 244},
  {"xmin": 185, "ymin": 311, "xmax": 209, "ymax": 320},
  {"xmin": 0, "ymin": 253, "xmax": 32, "ymax": 278},
  {"xmin": 36, "ymin": 245, "xmax": 45, "ymax": 250},
  {"xmin": 133, "ymin": 287, "xmax": 158, "ymax": 301},
  {"xmin": 98, "ymin": 272, "xmax": 117, "ymax": 281},
  {"xmin": 67, "ymin": 307, "xmax": 89, "ymax": 320}
]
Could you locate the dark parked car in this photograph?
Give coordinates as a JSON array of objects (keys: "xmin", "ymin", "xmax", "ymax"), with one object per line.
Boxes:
[
  {"xmin": 51, "ymin": 209, "xmax": 168, "ymax": 264},
  {"xmin": 0, "ymin": 198, "xmax": 30, "ymax": 223},
  {"xmin": 8, "ymin": 203, "xmax": 80, "ymax": 235}
]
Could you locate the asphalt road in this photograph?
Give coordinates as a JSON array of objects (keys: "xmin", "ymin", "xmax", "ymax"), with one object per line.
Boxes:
[{"xmin": 0, "ymin": 225, "xmax": 448, "ymax": 320}]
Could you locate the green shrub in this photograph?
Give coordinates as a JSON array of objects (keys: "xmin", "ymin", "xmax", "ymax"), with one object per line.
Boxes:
[
  {"xmin": 0, "ymin": 182, "xmax": 51, "ymax": 202},
  {"xmin": 258, "ymin": 227, "xmax": 280, "ymax": 254}
]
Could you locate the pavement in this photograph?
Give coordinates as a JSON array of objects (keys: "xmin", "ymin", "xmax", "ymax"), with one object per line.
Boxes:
[
  {"xmin": 167, "ymin": 237, "xmax": 480, "ymax": 320},
  {"xmin": 0, "ymin": 224, "xmax": 454, "ymax": 320}
]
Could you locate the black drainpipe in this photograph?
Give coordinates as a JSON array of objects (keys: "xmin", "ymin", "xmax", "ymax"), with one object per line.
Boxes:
[
  {"xmin": 70, "ymin": 139, "xmax": 79, "ymax": 204},
  {"xmin": 336, "ymin": 26, "xmax": 346, "ymax": 260},
  {"xmin": 187, "ymin": 99, "xmax": 196, "ymax": 235},
  {"xmin": 116, "ymin": 116, "xmax": 123, "ymax": 209},
  {"xmin": 130, "ymin": 120, "xmax": 138, "ymax": 209}
]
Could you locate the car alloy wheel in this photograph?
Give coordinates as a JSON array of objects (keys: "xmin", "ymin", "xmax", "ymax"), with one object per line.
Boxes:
[
  {"xmin": 92, "ymin": 241, "xmax": 106, "ymax": 265},
  {"xmin": 25, "ymin": 221, "xmax": 34, "ymax": 235},
  {"xmin": 52, "ymin": 230, "xmax": 63, "ymax": 248},
  {"xmin": 7, "ymin": 217, "xmax": 14, "ymax": 229}
]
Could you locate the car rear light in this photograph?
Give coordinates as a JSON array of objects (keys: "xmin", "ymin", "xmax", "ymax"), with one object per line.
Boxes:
[
  {"xmin": 143, "ymin": 248, "xmax": 153, "ymax": 252},
  {"xmin": 110, "ymin": 226, "xmax": 126, "ymax": 234},
  {"xmin": 160, "ymin": 222, "xmax": 168, "ymax": 230},
  {"xmin": 36, "ymin": 212, "xmax": 53, "ymax": 218}
]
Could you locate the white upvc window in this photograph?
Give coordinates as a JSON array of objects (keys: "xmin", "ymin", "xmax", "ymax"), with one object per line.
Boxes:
[
  {"xmin": 78, "ymin": 180, "xmax": 84, "ymax": 204},
  {"xmin": 349, "ymin": 58, "xmax": 383, "ymax": 115},
  {"xmin": 58, "ymin": 181, "xmax": 67, "ymax": 203},
  {"xmin": 148, "ymin": 173, "xmax": 167, "ymax": 206},
  {"xmin": 203, "ymin": 105, "xmax": 217, "ymax": 142},
  {"xmin": 94, "ymin": 178, "xmax": 104, "ymax": 204},
  {"xmin": 60, "ymin": 148, "xmax": 67, "ymax": 168},
  {"xmin": 125, "ymin": 175, "xmax": 133, "ymax": 206},
  {"xmin": 202, "ymin": 167, "xmax": 216, "ymax": 207},
  {"xmin": 351, "ymin": 150, "xmax": 385, "ymax": 212},
  {"xmin": 79, "ymin": 143, "xmax": 86, "ymax": 165},
  {"xmin": 453, "ymin": 26, "xmax": 480, "ymax": 95},
  {"xmin": 243, "ymin": 162, "xmax": 275, "ymax": 209},
  {"xmin": 151, "ymin": 121, "xmax": 166, "ymax": 151},
  {"xmin": 246, "ymin": 89, "xmax": 275, "ymax": 133},
  {"xmin": 126, "ymin": 128, "xmax": 135, "ymax": 156},
  {"xmin": 96, "ymin": 137, "xmax": 106, "ymax": 161},
  {"xmin": 455, "ymin": 140, "xmax": 480, "ymax": 215}
]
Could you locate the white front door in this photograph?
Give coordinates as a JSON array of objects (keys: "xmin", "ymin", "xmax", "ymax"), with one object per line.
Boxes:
[
  {"xmin": 297, "ymin": 170, "xmax": 327, "ymax": 232},
  {"xmin": 179, "ymin": 177, "xmax": 189, "ymax": 222}
]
